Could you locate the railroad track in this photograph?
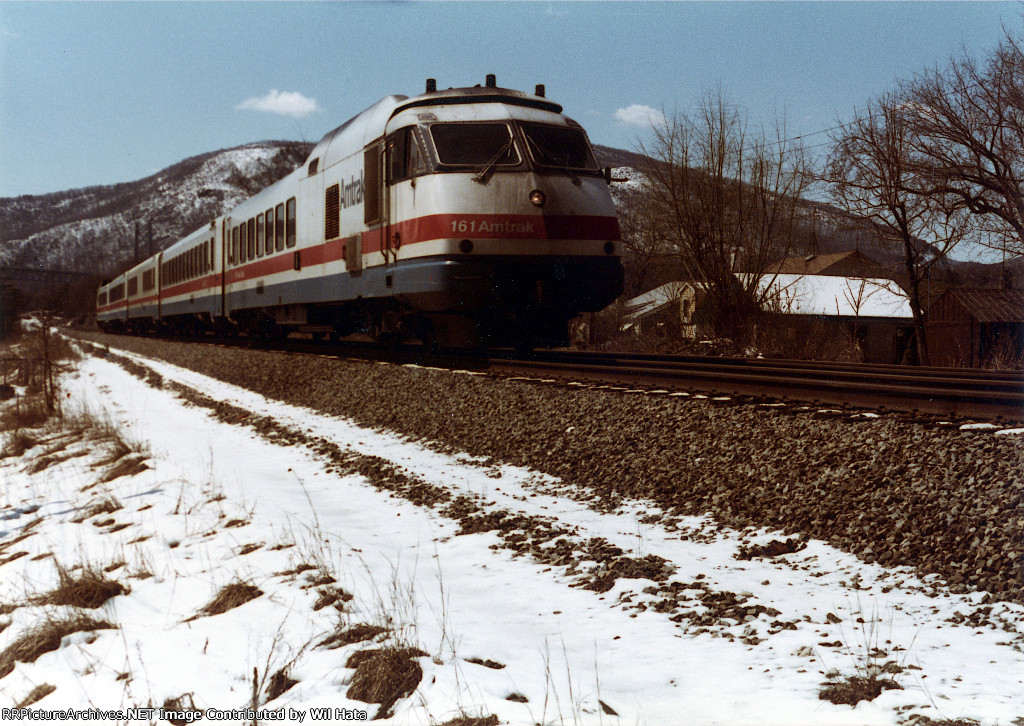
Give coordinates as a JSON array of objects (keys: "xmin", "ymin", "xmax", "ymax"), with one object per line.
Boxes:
[
  {"xmin": 74, "ymin": 329, "xmax": 1024, "ymax": 422},
  {"xmin": 488, "ymin": 349, "xmax": 1024, "ymax": 422}
]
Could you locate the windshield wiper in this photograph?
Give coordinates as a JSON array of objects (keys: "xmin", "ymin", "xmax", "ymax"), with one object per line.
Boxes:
[
  {"xmin": 473, "ymin": 137, "xmax": 516, "ymax": 185},
  {"xmin": 526, "ymin": 136, "xmax": 582, "ymax": 185}
]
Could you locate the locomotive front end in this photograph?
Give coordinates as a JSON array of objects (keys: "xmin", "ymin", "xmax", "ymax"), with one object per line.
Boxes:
[{"xmin": 383, "ymin": 78, "xmax": 623, "ymax": 348}]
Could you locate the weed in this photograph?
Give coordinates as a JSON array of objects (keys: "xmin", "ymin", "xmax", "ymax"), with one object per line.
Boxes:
[
  {"xmin": 434, "ymin": 715, "xmax": 499, "ymax": 726},
  {"xmin": 2, "ymin": 395, "xmax": 50, "ymax": 431},
  {"xmin": 312, "ymin": 585, "xmax": 352, "ymax": 612},
  {"xmin": 0, "ymin": 614, "xmax": 115, "ymax": 678},
  {"xmin": 320, "ymin": 623, "xmax": 388, "ymax": 650},
  {"xmin": 192, "ymin": 580, "xmax": 263, "ymax": 618},
  {"xmin": 1, "ymin": 429, "xmax": 40, "ymax": 458},
  {"xmin": 98, "ymin": 454, "xmax": 149, "ymax": 484},
  {"xmin": 248, "ymin": 623, "xmax": 309, "ymax": 712},
  {"xmin": 818, "ymin": 597, "xmax": 912, "ymax": 706},
  {"xmin": 346, "ymin": 646, "xmax": 427, "ymax": 719},
  {"xmin": 73, "ymin": 493, "xmax": 123, "ymax": 523},
  {"xmin": 162, "ymin": 693, "xmax": 199, "ymax": 725},
  {"xmin": 33, "ymin": 562, "xmax": 127, "ymax": 609},
  {"xmin": 264, "ymin": 668, "xmax": 299, "ymax": 702},
  {"xmin": 14, "ymin": 683, "xmax": 56, "ymax": 707}
]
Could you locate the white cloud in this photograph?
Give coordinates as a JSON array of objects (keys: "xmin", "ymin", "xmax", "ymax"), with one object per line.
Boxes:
[
  {"xmin": 236, "ymin": 90, "xmax": 320, "ymax": 119},
  {"xmin": 615, "ymin": 104, "xmax": 666, "ymax": 128}
]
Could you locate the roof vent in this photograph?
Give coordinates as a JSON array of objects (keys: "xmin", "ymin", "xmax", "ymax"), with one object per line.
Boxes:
[
  {"xmin": 426, "ymin": 78, "xmax": 437, "ymax": 93},
  {"xmin": 535, "ymin": 84, "xmax": 545, "ymax": 97},
  {"xmin": 485, "ymin": 74, "xmax": 496, "ymax": 88}
]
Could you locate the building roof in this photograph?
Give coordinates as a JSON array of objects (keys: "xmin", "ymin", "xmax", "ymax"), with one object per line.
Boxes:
[
  {"xmin": 939, "ymin": 288, "xmax": 1024, "ymax": 323},
  {"xmin": 757, "ymin": 274, "xmax": 914, "ymax": 319},
  {"xmin": 624, "ymin": 281, "xmax": 697, "ymax": 320},
  {"xmin": 771, "ymin": 250, "xmax": 886, "ymax": 277}
]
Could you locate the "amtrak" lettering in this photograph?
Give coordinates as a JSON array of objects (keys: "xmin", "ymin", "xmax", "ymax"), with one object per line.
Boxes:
[
  {"xmin": 342, "ymin": 173, "xmax": 364, "ymax": 209},
  {"xmin": 450, "ymin": 218, "xmax": 537, "ymax": 235}
]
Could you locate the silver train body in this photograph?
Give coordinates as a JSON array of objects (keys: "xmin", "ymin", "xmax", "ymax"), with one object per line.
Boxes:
[{"xmin": 96, "ymin": 78, "xmax": 624, "ymax": 348}]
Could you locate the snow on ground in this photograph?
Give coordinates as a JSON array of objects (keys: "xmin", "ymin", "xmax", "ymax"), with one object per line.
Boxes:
[{"xmin": 0, "ymin": 342, "xmax": 1021, "ymax": 725}]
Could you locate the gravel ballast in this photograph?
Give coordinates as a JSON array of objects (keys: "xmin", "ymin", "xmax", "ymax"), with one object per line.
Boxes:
[{"xmin": 72, "ymin": 332, "xmax": 1024, "ymax": 604}]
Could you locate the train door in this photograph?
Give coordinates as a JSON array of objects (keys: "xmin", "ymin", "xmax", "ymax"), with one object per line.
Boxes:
[
  {"xmin": 385, "ymin": 126, "xmax": 425, "ymax": 265},
  {"xmin": 364, "ymin": 143, "xmax": 384, "ymax": 268}
]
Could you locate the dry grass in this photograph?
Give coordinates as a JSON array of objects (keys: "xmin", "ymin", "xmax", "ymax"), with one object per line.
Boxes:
[
  {"xmin": 346, "ymin": 646, "xmax": 427, "ymax": 719},
  {"xmin": 264, "ymin": 668, "xmax": 299, "ymax": 703},
  {"xmin": 1, "ymin": 429, "xmax": 40, "ymax": 459},
  {"xmin": 193, "ymin": 581, "xmax": 263, "ymax": 618},
  {"xmin": 320, "ymin": 622, "xmax": 388, "ymax": 650},
  {"xmin": 33, "ymin": 563, "xmax": 126, "ymax": 609},
  {"xmin": 434, "ymin": 716, "xmax": 499, "ymax": 726},
  {"xmin": 0, "ymin": 397, "xmax": 49, "ymax": 436},
  {"xmin": 98, "ymin": 453, "xmax": 149, "ymax": 484},
  {"xmin": 0, "ymin": 614, "xmax": 115, "ymax": 678},
  {"xmin": 818, "ymin": 674, "xmax": 902, "ymax": 705},
  {"xmin": 14, "ymin": 683, "xmax": 56, "ymax": 707}
]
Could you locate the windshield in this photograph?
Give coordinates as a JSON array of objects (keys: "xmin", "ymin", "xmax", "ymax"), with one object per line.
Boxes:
[
  {"xmin": 429, "ymin": 123, "xmax": 520, "ymax": 166},
  {"xmin": 520, "ymin": 123, "xmax": 598, "ymax": 170}
]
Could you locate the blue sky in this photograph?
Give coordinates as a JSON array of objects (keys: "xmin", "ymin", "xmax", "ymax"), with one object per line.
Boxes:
[{"xmin": 0, "ymin": 1, "xmax": 1017, "ymax": 198}]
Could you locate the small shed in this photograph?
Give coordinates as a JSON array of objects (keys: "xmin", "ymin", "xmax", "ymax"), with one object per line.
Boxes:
[
  {"xmin": 621, "ymin": 281, "xmax": 706, "ymax": 338},
  {"xmin": 925, "ymin": 288, "xmax": 1024, "ymax": 367}
]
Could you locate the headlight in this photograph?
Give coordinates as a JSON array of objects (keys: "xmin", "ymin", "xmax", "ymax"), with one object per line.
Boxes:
[{"xmin": 529, "ymin": 190, "xmax": 546, "ymax": 207}]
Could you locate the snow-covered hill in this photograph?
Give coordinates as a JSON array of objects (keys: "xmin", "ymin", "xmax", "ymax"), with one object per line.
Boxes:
[{"xmin": 0, "ymin": 142, "xmax": 312, "ymax": 274}]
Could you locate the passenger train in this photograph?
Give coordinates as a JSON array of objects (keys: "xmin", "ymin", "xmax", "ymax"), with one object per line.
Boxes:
[{"xmin": 96, "ymin": 76, "xmax": 624, "ymax": 349}]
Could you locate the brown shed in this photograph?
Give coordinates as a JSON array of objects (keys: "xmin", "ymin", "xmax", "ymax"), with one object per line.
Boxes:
[{"xmin": 925, "ymin": 288, "xmax": 1024, "ymax": 367}]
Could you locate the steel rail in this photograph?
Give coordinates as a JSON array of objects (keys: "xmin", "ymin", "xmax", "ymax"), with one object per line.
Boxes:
[
  {"xmin": 75, "ymin": 329, "xmax": 1024, "ymax": 421},
  {"xmin": 487, "ymin": 352, "xmax": 1024, "ymax": 422}
]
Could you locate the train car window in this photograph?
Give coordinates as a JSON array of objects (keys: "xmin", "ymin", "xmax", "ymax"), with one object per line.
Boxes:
[
  {"xmin": 98, "ymin": 291, "xmax": 107, "ymax": 306},
  {"xmin": 519, "ymin": 123, "xmax": 599, "ymax": 170},
  {"xmin": 240, "ymin": 225, "xmax": 248, "ymax": 264},
  {"xmin": 387, "ymin": 127, "xmax": 428, "ymax": 185},
  {"xmin": 211, "ymin": 237, "xmax": 216, "ymax": 269},
  {"xmin": 128, "ymin": 277, "xmax": 138, "ymax": 296},
  {"xmin": 143, "ymin": 269, "xmax": 154, "ymax": 292},
  {"xmin": 264, "ymin": 209, "xmax": 274, "ymax": 255},
  {"xmin": 430, "ymin": 123, "xmax": 518, "ymax": 166},
  {"xmin": 247, "ymin": 218, "xmax": 256, "ymax": 260},
  {"xmin": 232, "ymin": 226, "xmax": 240, "ymax": 265},
  {"xmin": 364, "ymin": 144, "xmax": 382, "ymax": 226},
  {"xmin": 308, "ymin": 157, "xmax": 319, "ymax": 175},
  {"xmin": 286, "ymin": 198, "xmax": 296, "ymax": 248},
  {"xmin": 256, "ymin": 217, "xmax": 264, "ymax": 258},
  {"xmin": 275, "ymin": 203, "xmax": 285, "ymax": 251},
  {"xmin": 202, "ymin": 241, "xmax": 209, "ymax": 273},
  {"xmin": 325, "ymin": 184, "xmax": 340, "ymax": 240}
]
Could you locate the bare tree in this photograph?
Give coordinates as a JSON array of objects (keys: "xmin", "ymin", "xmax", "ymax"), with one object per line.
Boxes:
[
  {"xmin": 828, "ymin": 92, "xmax": 972, "ymax": 365},
  {"xmin": 615, "ymin": 183, "xmax": 677, "ymax": 297},
  {"xmin": 903, "ymin": 28, "xmax": 1024, "ymax": 255},
  {"xmin": 639, "ymin": 89, "xmax": 813, "ymax": 340}
]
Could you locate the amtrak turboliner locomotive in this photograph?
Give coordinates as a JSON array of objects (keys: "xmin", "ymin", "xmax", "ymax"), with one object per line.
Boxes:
[{"xmin": 96, "ymin": 76, "xmax": 624, "ymax": 349}]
